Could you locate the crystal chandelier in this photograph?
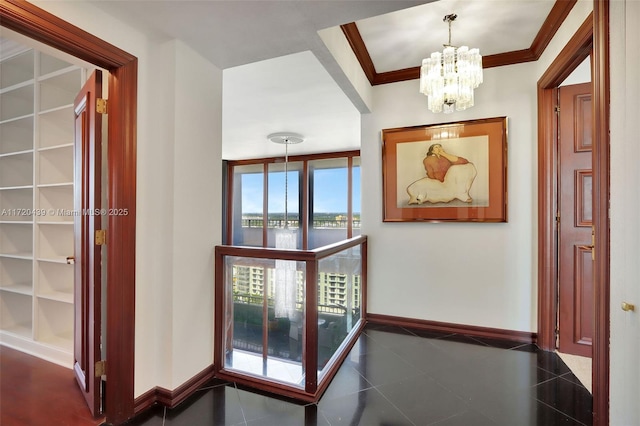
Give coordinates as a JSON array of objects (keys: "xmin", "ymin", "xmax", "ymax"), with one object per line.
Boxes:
[{"xmin": 419, "ymin": 14, "xmax": 483, "ymax": 114}]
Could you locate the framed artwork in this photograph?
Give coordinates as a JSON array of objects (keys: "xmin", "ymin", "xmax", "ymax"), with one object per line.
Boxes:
[{"xmin": 382, "ymin": 116, "xmax": 508, "ymax": 222}]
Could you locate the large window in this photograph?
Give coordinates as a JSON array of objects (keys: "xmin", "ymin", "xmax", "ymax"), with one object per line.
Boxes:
[{"xmin": 225, "ymin": 151, "xmax": 360, "ymax": 249}]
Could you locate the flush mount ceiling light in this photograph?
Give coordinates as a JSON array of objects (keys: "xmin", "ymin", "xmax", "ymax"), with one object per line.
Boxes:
[{"xmin": 419, "ymin": 13, "xmax": 483, "ymax": 114}]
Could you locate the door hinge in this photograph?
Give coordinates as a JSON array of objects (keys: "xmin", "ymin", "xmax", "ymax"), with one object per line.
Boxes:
[
  {"xmin": 556, "ymin": 211, "xmax": 560, "ymax": 222},
  {"xmin": 95, "ymin": 360, "xmax": 106, "ymax": 377},
  {"xmin": 96, "ymin": 98, "xmax": 108, "ymax": 114},
  {"xmin": 554, "ymin": 105, "xmax": 560, "ymax": 113},
  {"xmin": 95, "ymin": 229, "xmax": 106, "ymax": 245}
]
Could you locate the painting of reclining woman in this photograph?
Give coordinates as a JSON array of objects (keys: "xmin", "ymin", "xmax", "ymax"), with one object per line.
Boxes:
[{"xmin": 396, "ymin": 135, "xmax": 490, "ymax": 208}]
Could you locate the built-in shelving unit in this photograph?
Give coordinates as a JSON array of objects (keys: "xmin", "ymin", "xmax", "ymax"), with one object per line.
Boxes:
[{"xmin": 0, "ymin": 42, "xmax": 85, "ymax": 367}]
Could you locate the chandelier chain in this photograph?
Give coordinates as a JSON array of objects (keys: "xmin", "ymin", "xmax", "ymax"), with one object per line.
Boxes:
[
  {"xmin": 284, "ymin": 140, "xmax": 289, "ymax": 229},
  {"xmin": 444, "ymin": 13, "xmax": 457, "ymax": 47}
]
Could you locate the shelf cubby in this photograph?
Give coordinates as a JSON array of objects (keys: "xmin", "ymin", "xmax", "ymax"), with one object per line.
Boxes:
[
  {"xmin": 35, "ymin": 297, "xmax": 73, "ymax": 351},
  {"xmin": 39, "ymin": 69, "xmax": 81, "ymax": 112},
  {"xmin": 37, "ymin": 223, "xmax": 73, "ymax": 262},
  {"xmin": 38, "ymin": 107, "xmax": 73, "ymax": 149},
  {"xmin": 0, "ymin": 187, "xmax": 33, "ymax": 222},
  {"xmin": 37, "ymin": 185, "xmax": 74, "ymax": 223},
  {"xmin": 0, "ymin": 291, "xmax": 33, "ymax": 338},
  {"xmin": 0, "ymin": 50, "xmax": 34, "ymax": 89},
  {"xmin": 0, "ymin": 257, "xmax": 33, "ymax": 295},
  {"xmin": 0, "ymin": 84, "xmax": 35, "ymax": 121},
  {"xmin": 0, "ymin": 116, "xmax": 34, "ymax": 155},
  {"xmin": 39, "ymin": 52, "xmax": 73, "ymax": 77},
  {"xmin": 0, "ymin": 223, "xmax": 33, "ymax": 257},
  {"xmin": 0, "ymin": 152, "xmax": 33, "ymax": 188},
  {"xmin": 37, "ymin": 145, "xmax": 73, "ymax": 186},
  {"xmin": 37, "ymin": 261, "xmax": 73, "ymax": 303}
]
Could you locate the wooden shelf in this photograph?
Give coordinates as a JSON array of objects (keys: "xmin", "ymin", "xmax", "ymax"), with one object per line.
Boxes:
[
  {"xmin": 0, "ymin": 50, "xmax": 34, "ymax": 89},
  {"xmin": 0, "ymin": 116, "xmax": 34, "ymax": 155},
  {"xmin": 0, "ymin": 40, "xmax": 85, "ymax": 362}
]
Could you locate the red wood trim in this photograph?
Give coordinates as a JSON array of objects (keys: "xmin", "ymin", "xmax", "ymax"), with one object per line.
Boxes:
[
  {"xmin": 133, "ymin": 387, "xmax": 156, "ymax": 415},
  {"xmin": 314, "ymin": 319, "xmax": 366, "ymax": 398},
  {"xmin": 106, "ymin": 58, "xmax": 138, "ymax": 424},
  {"xmin": 530, "ymin": 0, "xmax": 579, "ymax": 57},
  {"xmin": 215, "ymin": 235, "xmax": 367, "ymax": 262},
  {"xmin": 0, "ymin": 2, "xmax": 138, "ymax": 424},
  {"xmin": 155, "ymin": 365, "xmax": 216, "ymax": 408},
  {"xmin": 215, "ymin": 370, "xmax": 318, "ymax": 403},
  {"xmin": 537, "ymin": 8, "xmax": 608, "ymax": 426},
  {"xmin": 341, "ymin": 0, "xmax": 577, "ymax": 83},
  {"xmin": 0, "ymin": 0, "xmax": 135, "ymax": 68},
  {"xmin": 361, "ymin": 239, "xmax": 367, "ymax": 320},
  {"xmin": 302, "ymin": 161, "xmax": 309, "ymax": 249},
  {"xmin": 224, "ymin": 162, "xmax": 234, "ymax": 245},
  {"xmin": 133, "ymin": 365, "xmax": 216, "ymax": 413},
  {"xmin": 367, "ymin": 314, "xmax": 537, "ymax": 344},
  {"xmin": 347, "ymin": 157, "xmax": 353, "ymax": 239},
  {"xmin": 482, "ymin": 49, "xmax": 538, "ymax": 69},
  {"xmin": 340, "ymin": 23, "xmax": 376, "ymax": 85},
  {"xmin": 213, "ymin": 247, "xmax": 225, "ymax": 373},
  {"xmin": 536, "ymin": 84, "xmax": 559, "ymax": 352},
  {"xmin": 539, "ymin": 15, "xmax": 593, "ymax": 88},
  {"xmin": 226, "ymin": 150, "xmax": 360, "ymax": 167},
  {"xmin": 262, "ymin": 268, "xmax": 269, "ymax": 362},
  {"xmin": 592, "ymin": 1, "xmax": 610, "ymax": 424},
  {"xmin": 304, "ymin": 259, "xmax": 319, "ymax": 394},
  {"xmin": 373, "ymin": 67, "xmax": 420, "ymax": 85},
  {"xmin": 311, "ymin": 235, "xmax": 367, "ymax": 259},
  {"xmin": 537, "ymin": 13, "xmax": 592, "ymax": 351}
]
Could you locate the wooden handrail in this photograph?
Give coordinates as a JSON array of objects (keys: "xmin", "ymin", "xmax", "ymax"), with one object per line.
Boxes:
[{"xmin": 215, "ymin": 235, "xmax": 367, "ymax": 262}]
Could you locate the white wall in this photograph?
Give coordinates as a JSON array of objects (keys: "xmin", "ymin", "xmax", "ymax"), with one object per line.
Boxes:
[
  {"xmin": 361, "ymin": 0, "xmax": 593, "ymax": 333},
  {"xmin": 361, "ymin": 62, "xmax": 538, "ymax": 331},
  {"xmin": 31, "ymin": 1, "xmax": 223, "ymax": 396},
  {"xmin": 318, "ymin": 26, "xmax": 373, "ymax": 112},
  {"xmin": 609, "ymin": 1, "xmax": 640, "ymax": 424},
  {"xmin": 171, "ymin": 40, "xmax": 221, "ymax": 387}
]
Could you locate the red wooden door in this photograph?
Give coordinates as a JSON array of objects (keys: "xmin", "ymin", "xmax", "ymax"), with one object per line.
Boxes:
[
  {"xmin": 558, "ymin": 82, "xmax": 593, "ymax": 358},
  {"xmin": 73, "ymin": 70, "xmax": 104, "ymax": 415}
]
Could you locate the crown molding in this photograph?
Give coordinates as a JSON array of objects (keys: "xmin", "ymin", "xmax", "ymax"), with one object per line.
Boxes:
[{"xmin": 341, "ymin": 0, "xmax": 577, "ymax": 85}]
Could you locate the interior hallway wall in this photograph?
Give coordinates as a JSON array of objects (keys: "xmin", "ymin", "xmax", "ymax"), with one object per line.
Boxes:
[
  {"xmin": 360, "ymin": 0, "xmax": 592, "ymax": 333},
  {"xmin": 609, "ymin": 0, "xmax": 640, "ymax": 424},
  {"xmin": 30, "ymin": 1, "xmax": 223, "ymax": 397}
]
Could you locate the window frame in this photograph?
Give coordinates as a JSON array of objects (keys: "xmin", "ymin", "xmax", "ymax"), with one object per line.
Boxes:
[{"xmin": 224, "ymin": 150, "xmax": 360, "ymax": 249}]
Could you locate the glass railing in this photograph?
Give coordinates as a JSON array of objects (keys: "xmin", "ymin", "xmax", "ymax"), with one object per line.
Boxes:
[{"xmin": 214, "ymin": 235, "xmax": 367, "ymax": 402}]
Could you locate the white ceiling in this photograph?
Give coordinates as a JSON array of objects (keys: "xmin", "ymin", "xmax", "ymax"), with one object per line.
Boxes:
[
  {"xmin": 357, "ymin": 0, "xmax": 556, "ymax": 73},
  {"xmin": 12, "ymin": 1, "xmax": 558, "ymax": 159}
]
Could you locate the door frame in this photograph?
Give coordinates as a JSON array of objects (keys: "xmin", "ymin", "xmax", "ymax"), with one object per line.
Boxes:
[
  {"xmin": 537, "ymin": 3, "xmax": 610, "ymax": 426},
  {"xmin": 0, "ymin": 1, "xmax": 137, "ymax": 424}
]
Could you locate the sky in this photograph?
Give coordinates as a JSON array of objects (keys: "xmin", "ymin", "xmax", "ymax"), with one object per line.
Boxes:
[{"xmin": 241, "ymin": 167, "xmax": 361, "ymax": 214}]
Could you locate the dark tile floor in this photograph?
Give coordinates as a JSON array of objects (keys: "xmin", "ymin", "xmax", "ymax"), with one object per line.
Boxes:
[{"xmin": 121, "ymin": 324, "xmax": 593, "ymax": 426}]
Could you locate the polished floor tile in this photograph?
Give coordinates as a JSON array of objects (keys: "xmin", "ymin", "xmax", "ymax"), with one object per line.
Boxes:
[{"xmin": 122, "ymin": 324, "xmax": 593, "ymax": 426}]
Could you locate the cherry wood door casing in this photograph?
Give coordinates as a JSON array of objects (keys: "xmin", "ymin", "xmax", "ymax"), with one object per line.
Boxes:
[
  {"xmin": 558, "ymin": 83, "xmax": 593, "ymax": 358},
  {"xmin": 0, "ymin": 1, "xmax": 139, "ymax": 423}
]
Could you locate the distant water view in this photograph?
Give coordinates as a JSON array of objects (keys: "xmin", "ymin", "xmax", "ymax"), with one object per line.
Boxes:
[{"xmin": 241, "ymin": 212, "xmax": 361, "ymax": 228}]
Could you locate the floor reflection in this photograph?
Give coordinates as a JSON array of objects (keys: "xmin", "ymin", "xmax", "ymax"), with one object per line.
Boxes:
[{"xmin": 124, "ymin": 324, "xmax": 593, "ymax": 426}]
